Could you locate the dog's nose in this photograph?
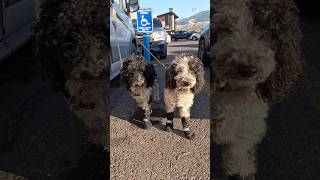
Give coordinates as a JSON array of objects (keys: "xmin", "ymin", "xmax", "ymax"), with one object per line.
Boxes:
[
  {"xmin": 183, "ymin": 81, "xmax": 191, "ymax": 86},
  {"xmin": 237, "ymin": 64, "xmax": 257, "ymax": 78}
]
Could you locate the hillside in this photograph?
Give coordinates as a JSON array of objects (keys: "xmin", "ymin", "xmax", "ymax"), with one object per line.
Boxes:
[{"xmin": 176, "ymin": 10, "xmax": 210, "ymax": 32}]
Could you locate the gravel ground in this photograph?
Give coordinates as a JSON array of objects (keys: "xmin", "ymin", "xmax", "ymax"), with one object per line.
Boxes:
[{"xmin": 110, "ymin": 40, "xmax": 210, "ymax": 179}]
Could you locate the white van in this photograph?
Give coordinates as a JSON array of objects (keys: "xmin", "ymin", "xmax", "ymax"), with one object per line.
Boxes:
[
  {"xmin": 110, "ymin": 0, "xmax": 139, "ymax": 80},
  {"xmin": 0, "ymin": 0, "xmax": 36, "ymax": 61}
]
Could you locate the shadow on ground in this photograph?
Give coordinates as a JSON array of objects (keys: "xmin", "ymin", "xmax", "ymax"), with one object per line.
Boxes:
[{"xmin": 0, "ymin": 42, "xmax": 108, "ymax": 180}]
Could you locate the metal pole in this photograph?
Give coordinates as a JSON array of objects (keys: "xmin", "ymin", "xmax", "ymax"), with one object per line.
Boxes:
[{"xmin": 143, "ymin": 33, "xmax": 151, "ymax": 64}]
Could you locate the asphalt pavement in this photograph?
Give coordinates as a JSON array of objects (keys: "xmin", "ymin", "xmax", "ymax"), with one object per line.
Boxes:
[{"xmin": 110, "ymin": 40, "xmax": 211, "ymax": 179}]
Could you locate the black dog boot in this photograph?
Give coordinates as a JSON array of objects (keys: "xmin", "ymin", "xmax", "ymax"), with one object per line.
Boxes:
[
  {"xmin": 165, "ymin": 120, "xmax": 174, "ymax": 132},
  {"xmin": 143, "ymin": 118, "xmax": 152, "ymax": 129},
  {"xmin": 165, "ymin": 112, "xmax": 174, "ymax": 132},
  {"xmin": 182, "ymin": 117, "xmax": 195, "ymax": 140},
  {"xmin": 184, "ymin": 128, "xmax": 195, "ymax": 140}
]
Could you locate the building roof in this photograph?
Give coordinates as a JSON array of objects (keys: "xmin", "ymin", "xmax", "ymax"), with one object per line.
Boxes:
[{"xmin": 157, "ymin": 11, "xmax": 179, "ymax": 18}]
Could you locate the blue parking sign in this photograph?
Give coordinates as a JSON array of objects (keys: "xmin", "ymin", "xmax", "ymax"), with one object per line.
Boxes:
[{"xmin": 137, "ymin": 9, "xmax": 153, "ymax": 33}]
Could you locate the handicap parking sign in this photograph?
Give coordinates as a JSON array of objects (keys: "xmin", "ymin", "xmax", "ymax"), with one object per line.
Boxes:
[{"xmin": 137, "ymin": 9, "xmax": 153, "ymax": 33}]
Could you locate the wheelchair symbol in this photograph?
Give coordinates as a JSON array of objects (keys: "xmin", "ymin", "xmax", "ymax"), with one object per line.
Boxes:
[{"xmin": 141, "ymin": 15, "xmax": 150, "ymax": 27}]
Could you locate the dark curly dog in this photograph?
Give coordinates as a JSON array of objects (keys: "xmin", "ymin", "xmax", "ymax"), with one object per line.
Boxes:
[
  {"xmin": 35, "ymin": 0, "xmax": 109, "ymax": 147},
  {"xmin": 121, "ymin": 55, "xmax": 160, "ymax": 129},
  {"xmin": 164, "ymin": 54, "xmax": 205, "ymax": 139},
  {"xmin": 212, "ymin": 0, "xmax": 303, "ymax": 179}
]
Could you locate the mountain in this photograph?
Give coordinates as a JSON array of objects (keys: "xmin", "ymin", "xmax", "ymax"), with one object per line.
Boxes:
[{"xmin": 176, "ymin": 10, "xmax": 210, "ymax": 32}]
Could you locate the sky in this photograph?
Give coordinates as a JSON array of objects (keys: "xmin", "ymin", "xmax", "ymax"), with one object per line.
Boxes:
[{"xmin": 139, "ymin": 0, "xmax": 210, "ymax": 19}]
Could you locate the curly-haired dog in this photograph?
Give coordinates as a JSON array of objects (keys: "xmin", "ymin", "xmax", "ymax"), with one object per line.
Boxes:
[
  {"xmin": 164, "ymin": 54, "xmax": 205, "ymax": 139},
  {"xmin": 121, "ymin": 55, "xmax": 160, "ymax": 129},
  {"xmin": 212, "ymin": 0, "xmax": 303, "ymax": 179},
  {"xmin": 34, "ymin": 0, "xmax": 109, "ymax": 147}
]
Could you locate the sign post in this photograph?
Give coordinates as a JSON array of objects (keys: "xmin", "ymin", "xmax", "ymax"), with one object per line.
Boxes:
[{"xmin": 137, "ymin": 8, "xmax": 153, "ymax": 64}]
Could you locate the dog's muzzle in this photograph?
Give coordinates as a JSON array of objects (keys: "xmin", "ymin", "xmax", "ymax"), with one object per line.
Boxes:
[
  {"xmin": 183, "ymin": 81, "xmax": 191, "ymax": 87},
  {"xmin": 237, "ymin": 64, "xmax": 257, "ymax": 78}
]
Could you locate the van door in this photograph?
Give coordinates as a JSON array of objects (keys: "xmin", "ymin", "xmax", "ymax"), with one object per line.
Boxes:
[
  {"xmin": 110, "ymin": 0, "xmax": 131, "ymax": 80},
  {"xmin": 3, "ymin": 0, "xmax": 34, "ymax": 48}
]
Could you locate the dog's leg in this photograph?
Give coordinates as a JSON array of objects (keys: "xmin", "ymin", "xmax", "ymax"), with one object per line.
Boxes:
[
  {"xmin": 222, "ymin": 143, "xmax": 256, "ymax": 180},
  {"xmin": 179, "ymin": 107, "xmax": 195, "ymax": 140},
  {"xmin": 141, "ymin": 102, "xmax": 152, "ymax": 129},
  {"xmin": 164, "ymin": 89, "xmax": 176, "ymax": 132},
  {"xmin": 152, "ymin": 78, "xmax": 160, "ymax": 104},
  {"xmin": 165, "ymin": 112, "xmax": 174, "ymax": 132}
]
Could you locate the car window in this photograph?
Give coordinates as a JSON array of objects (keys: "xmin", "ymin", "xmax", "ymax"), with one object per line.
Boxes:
[
  {"xmin": 5, "ymin": 0, "xmax": 23, "ymax": 7},
  {"xmin": 153, "ymin": 18, "xmax": 162, "ymax": 28}
]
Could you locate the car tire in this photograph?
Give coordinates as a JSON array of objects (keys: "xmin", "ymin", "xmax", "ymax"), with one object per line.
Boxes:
[
  {"xmin": 192, "ymin": 36, "xmax": 198, "ymax": 41},
  {"xmin": 198, "ymin": 39, "xmax": 210, "ymax": 67}
]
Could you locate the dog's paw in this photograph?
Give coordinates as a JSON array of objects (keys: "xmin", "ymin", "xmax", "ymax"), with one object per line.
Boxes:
[
  {"xmin": 165, "ymin": 122, "xmax": 173, "ymax": 132},
  {"xmin": 184, "ymin": 131, "xmax": 195, "ymax": 140},
  {"xmin": 143, "ymin": 118, "xmax": 153, "ymax": 129}
]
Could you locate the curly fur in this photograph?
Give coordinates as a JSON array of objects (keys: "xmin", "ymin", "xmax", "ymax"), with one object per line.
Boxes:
[
  {"xmin": 164, "ymin": 54, "xmax": 204, "ymax": 134},
  {"xmin": 211, "ymin": 0, "xmax": 303, "ymax": 178},
  {"xmin": 121, "ymin": 55, "xmax": 160, "ymax": 122},
  {"xmin": 34, "ymin": 0, "xmax": 109, "ymax": 147}
]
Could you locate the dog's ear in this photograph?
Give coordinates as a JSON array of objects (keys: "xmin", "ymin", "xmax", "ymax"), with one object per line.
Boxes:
[
  {"xmin": 188, "ymin": 57, "xmax": 205, "ymax": 94},
  {"xmin": 120, "ymin": 60, "xmax": 129, "ymax": 80},
  {"xmin": 165, "ymin": 64, "xmax": 177, "ymax": 90},
  {"xmin": 254, "ymin": 2, "xmax": 304, "ymax": 103},
  {"xmin": 256, "ymin": 51, "xmax": 303, "ymax": 103},
  {"xmin": 120, "ymin": 60, "xmax": 132, "ymax": 89}
]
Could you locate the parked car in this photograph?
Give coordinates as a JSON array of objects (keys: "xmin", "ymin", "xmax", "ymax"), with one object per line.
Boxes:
[
  {"xmin": 132, "ymin": 18, "xmax": 168, "ymax": 59},
  {"xmin": 198, "ymin": 24, "xmax": 210, "ymax": 66},
  {"xmin": 189, "ymin": 32, "xmax": 200, "ymax": 41},
  {"xmin": 171, "ymin": 30, "xmax": 191, "ymax": 41},
  {"xmin": 0, "ymin": 0, "xmax": 36, "ymax": 62},
  {"xmin": 110, "ymin": 0, "xmax": 139, "ymax": 80}
]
